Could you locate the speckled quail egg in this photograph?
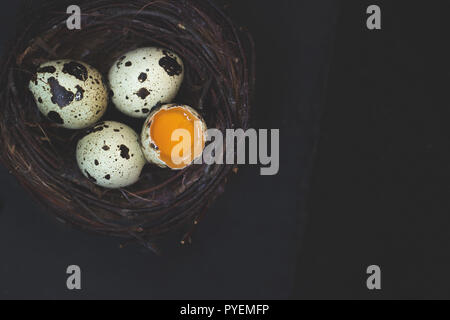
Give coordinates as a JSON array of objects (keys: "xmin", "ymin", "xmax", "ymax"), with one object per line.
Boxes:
[
  {"xmin": 141, "ymin": 104, "xmax": 207, "ymax": 170},
  {"xmin": 108, "ymin": 47, "xmax": 184, "ymax": 118},
  {"xmin": 77, "ymin": 121, "xmax": 146, "ymax": 189},
  {"xmin": 29, "ymin": 60, "xmax": 108, "ymax": 129}
]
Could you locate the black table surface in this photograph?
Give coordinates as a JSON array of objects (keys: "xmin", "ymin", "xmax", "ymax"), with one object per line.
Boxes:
[
  {"xmin": 296, "ymin": 0, "xmax": 450, "ymax": 299},
  {"xmin": 0, "ymin": 0, "xmax": 338, "ymax": 299}
]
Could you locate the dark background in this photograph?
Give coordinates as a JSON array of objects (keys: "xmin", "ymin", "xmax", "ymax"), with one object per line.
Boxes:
[
  {"xmin": 296, "ymin": 0, "xmax": 450, "ymax": 299},
  {"xmin": 1, "ymin": 0, "xmax": 449, "ymax": 300}
]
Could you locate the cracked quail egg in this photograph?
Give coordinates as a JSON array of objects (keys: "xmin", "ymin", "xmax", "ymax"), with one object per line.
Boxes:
[
  {"xmin": 77, "ymin": 121, "xmax": 146, "ymax": 189},
  {"xmin": 29, "ymin": 60, "xmax": 108, "ymax": 129},
  {"xmin": 141, "ymin": 104, "xmax": 207, "ymax": 170},
  {"xmin": 108, "ymin": 47, "xmax": 184, "ymax": 118}
]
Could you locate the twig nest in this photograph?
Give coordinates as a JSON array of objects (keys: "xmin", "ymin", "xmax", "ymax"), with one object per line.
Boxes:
[
  {"xmin": 0, "ymin": 0, "xmax": 254, "ymax": 245},
  {"xmin": 141, "ymin": 104, "xmax": 207, "ymax": 170},
  {"xmin": 108, "ymin": 47, "xmax": 184, "ymax": 119},
  {"xmin": 76, "ymin": 121, "xmax": 146, "ymax": 189},
  {"xmin": 29, "ymin": 60, "xmax": 108, "ymax": 129}
]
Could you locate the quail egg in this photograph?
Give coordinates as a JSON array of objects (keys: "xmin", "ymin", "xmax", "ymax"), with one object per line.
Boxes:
[
  {"xmin": 108, "ymin": 47, "xmax": 184, "ymax": 118},
  {"xmin": 29, "ymin": 60, "xmax": 108, "ymax": 129},
  {"xmin": 141, "ymin": 104, "xmax": 207, "ymax": 170},
  {"xmin": 77, "ymin": 121, "xmax": 146, "ymax": 189}
]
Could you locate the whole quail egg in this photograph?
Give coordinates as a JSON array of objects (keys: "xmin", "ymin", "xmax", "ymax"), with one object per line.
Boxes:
[
  {"xmin": 77, "ymin": 121, "xmax": 146, "ymax": 189},
  {"xmin": 141, "ymin": 104, "xmax": 207, "ymax": 170},
  {"xmin": 108, "ymin": 47, "xmax": 184, "ymax": 118},
  {"xmin": 29, "ymin": 60, "xmax": 108, "ymax": 129}
]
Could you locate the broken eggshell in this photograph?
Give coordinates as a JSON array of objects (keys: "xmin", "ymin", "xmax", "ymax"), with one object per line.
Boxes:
[
  {"xmin": 76, "ymin": 121, "xmax": 146, "ymax": 189},
  {"xmin": 141, "ymin": 104, "xmax": 207, "ymax": 170},
  {"xmin": 108, "ymin": 47, "xmax": 184, "ymax": 118},
  {"xmin": 29, "ymin": 60, "xmax": 108, "ymax": 129}
]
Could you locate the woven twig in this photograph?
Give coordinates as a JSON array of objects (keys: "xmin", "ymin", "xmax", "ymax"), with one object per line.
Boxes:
[{"xmin": 0, "ymin": 0, "xmax": 254, "ymax": 247}]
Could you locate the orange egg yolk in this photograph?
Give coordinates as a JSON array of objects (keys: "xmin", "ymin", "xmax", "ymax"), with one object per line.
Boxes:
[{"xmin": 150, "ymin": 107, "xmax": 205, "ymax": 169}]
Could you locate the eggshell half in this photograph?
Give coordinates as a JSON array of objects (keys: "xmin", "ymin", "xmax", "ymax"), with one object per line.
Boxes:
[{"xmin": 140, "ymin": 104, "xmax": 207, "ymax": 170}]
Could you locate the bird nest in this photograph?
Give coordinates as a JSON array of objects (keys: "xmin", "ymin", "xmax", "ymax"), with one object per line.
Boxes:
[{"xmin": 0, "ymin": 0, "xmax": 254, "ymax": 252}]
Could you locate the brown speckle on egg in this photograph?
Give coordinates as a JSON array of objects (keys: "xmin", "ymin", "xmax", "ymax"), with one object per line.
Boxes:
[
  {"xmin": 62, "ymin": 61, "xmax": 88, "ymax": 81},
  {"xmin": 47, "ymin": 111, "xmax": 64, "ymax": 124},
  {"xmin": 119, "ymin": 144, "xmax": 130, "ymax": 160},
  {"xmin": 116, "ymin": 56, "xmax": 126, "ymax": 68},
  {"xmin": 136, "ymin": 88, "xmax": 150, "ymax": 99},
  {"xmin": 48, "ymin": 77, "xmax": 74, "ymax": 108},
  {"xmin": 85, "ymin": 170, "xmax": 97, "ymax": 183},
  {"xmin": 37, "ymin": 66, "xmax": 56, "ymax": 74},
  {"xmin": 138, "ymin": 73, "xmax": 147, "ymax": 82},
  {"xmin": 75, "ymin": 85, "xmax": 85, "ymax": 101},
  {"xmin": 159, "ymin": 50, "xmax": 183, "ymax": 76}
]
